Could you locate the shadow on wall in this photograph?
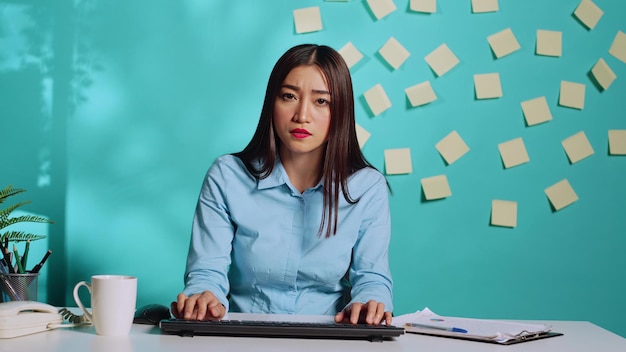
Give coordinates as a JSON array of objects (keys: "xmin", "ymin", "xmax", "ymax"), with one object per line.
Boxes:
[{"xmin": 0, "ymin": 0, "xmax": 100, "ymax": 305}]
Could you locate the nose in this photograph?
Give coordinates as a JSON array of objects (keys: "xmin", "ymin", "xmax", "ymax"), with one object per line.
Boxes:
[{"xmin": 292, "ymin": 100, "xmax": 310, "ymax": 123}]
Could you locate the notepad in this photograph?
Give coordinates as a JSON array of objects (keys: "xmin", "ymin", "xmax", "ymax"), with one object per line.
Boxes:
[{"xmin": 394, "ymin": 308, "xmax": 562, "ymax": 345}]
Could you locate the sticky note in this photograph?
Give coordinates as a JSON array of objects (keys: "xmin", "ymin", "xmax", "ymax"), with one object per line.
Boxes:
[
  {"xmin": 436, "ymin": 130, "xmax": 470, "ymax": 165},
  {"xmin": 384, "ymin": 148, "xmax": 412, "ymax": 174},
  {"xmin": 364, "ymin": 84, "xmax": 392, "ymax": 116},
  {"xmin": 405, "ymin": 81, "xmax": 437, "ymax": 107},
  {"xmin": 474, "ymin": 72, "xmax": 502, "ymax": 99},
  {"xmin": 562, "ymin": 131, "xmax": 594, "ymax": 164},
  {"xmin": 379, "ymin": 37, "xmax": 410, "ymax": 70},
  {"xmin": 367, "ymin": 0, "xmax": 397, "ymax": 20},
  {"xmin": 487, "ymin": 28, "xmax": 521, "ymax": 59},
  {"xmin": 491, "ymin": 200, "xmax": 517, "ymax": 227},
  {"xmin": 545, "ymin": 179, "xmax": 578, "ymax": 211},
  {"xmin": 421, "ymin": 175, "xmax": 451, "ymax": 200},
  {"xmin": 521, "ymin": 96, "xmax": 552, "ymax": 126},
  {"xmin": 608, "ymin": 130, "xmax": 626, "ymax": 155},
  {"xmin": 559, "ymin": 81, "xmax": 586, "ymax": 110},
  {"xmin": 293, "ymin": 7, "xmax": 323, "ymax": 34},
  {"xmin": 498, "ymin": 137, "xmax": 529, "ymax": 169},
  {"xmin": 573, "ymin": 0, "xmax": 603, "ymax": 30},
  {"xmin": 355, "ymin": 123, "xmax": 371, "ymax": 149},
  {"xmin": 410, "ymin": 0, "xmax": 436, "ymax": 13},
  {"xmin": 590, "ymin": 58, "xmax": 616, "ymax": 90},
  {"xmin": 609, "ymin": 31, "xmax": 626, "ymax": 64},
  {"xmin": 338, "ymin": 42, "xmax": 364, "ymax": 69},
  {"xmin": 536, "ymin": 30, "xmax": 562, "ymax": 57},
  {"xmin": 472, "ymin": 0, "xmax": 498, "ymax": 13},
  {"xmin": 425, "ymin": 43, "xmax": 460, "ymax": 77}
]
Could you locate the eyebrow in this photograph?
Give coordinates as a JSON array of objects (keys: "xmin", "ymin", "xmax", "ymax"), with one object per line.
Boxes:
[{"xmin": 281, "ymin": 84, "xmax": 330, "ymax": 95}]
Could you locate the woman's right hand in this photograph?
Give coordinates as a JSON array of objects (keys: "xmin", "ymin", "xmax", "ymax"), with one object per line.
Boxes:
[{"xmin": 171, "ymin": 291, "xmax": 226, "ymax": 320}]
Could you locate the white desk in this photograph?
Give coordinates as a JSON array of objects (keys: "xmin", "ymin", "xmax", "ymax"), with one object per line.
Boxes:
[{"xmin": 1, "ymin": 318, "xmax": 625, "ymax": 352}]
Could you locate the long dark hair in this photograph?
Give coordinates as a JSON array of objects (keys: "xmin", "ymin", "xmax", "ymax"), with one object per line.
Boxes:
[{"xmin": 234, "ymin": 44, "xmax": 375, "ymax": 237}]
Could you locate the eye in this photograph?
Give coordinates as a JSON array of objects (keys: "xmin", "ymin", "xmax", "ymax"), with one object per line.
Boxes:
[
  {"xmin": 280, "ymin": 92, "xmax": 296, "ymax": 101},
  {"xmin": 316, "ymin": 98, "xmax": 330, "ymax": 106}
]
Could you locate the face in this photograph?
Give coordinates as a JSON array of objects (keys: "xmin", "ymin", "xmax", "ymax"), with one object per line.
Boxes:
[{"xmin": 273, "ymin": 65, "xmax": 331, "ymax": 161}]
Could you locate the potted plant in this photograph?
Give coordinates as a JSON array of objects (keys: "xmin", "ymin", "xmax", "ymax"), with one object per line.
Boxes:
[{"xmin": 0, "ymin": 184, "xmax": 53, "ymax": 301}]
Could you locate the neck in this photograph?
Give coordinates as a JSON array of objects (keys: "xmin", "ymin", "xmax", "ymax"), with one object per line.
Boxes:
[{"xmin": 279, "ymin": 149, "xmax": 324, "ymax": 193}]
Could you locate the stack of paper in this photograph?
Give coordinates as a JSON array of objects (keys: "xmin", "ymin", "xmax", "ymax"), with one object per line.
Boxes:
[{"xmin": 394, "ymin": 307, "xmax": 562, "ymax": 345}]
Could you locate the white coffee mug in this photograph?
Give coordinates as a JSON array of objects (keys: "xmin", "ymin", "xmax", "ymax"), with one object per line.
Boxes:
[{"xmin": 73, "ymin": 275, "xmax": 137, "ymax": 336}]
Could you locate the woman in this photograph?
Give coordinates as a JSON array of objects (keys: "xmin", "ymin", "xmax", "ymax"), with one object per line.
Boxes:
[{"xmin": 173, "ymin": 44, "xmax": 393, "ymax": 325}]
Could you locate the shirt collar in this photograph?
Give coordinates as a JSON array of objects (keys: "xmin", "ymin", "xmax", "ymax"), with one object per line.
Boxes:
[{"xmin": 257, "ymin": 157, "xmax": 324, "ymax": 192}]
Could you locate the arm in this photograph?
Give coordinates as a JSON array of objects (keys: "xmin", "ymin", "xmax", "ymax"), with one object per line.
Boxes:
[
  {"xmin": 335, "ymin": 172, "xmax": 393, "ymax": 325},
  {"xmin": 175, "ymin": 159, "xmax": 235, "ymax": 319}
]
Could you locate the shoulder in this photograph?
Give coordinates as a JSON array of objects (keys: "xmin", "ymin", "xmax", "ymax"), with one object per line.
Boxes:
[
  {"xmin": 206, "ymin": 155, "xmax": 254, "ymax": 182},
  {"xmin": 346, "ymin": 167, "xmax": 387, "ymax": 197}
]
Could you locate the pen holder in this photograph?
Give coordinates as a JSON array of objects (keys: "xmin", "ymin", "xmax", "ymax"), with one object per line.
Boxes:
[{"xmin": 0, "ymin": 272, "xmax": 39, "ymax": 302}]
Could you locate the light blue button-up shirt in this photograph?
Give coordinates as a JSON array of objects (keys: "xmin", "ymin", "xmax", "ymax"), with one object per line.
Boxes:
[{"xmin": 183, "ymin": 155, "xmax": 393, "ymax": 315}]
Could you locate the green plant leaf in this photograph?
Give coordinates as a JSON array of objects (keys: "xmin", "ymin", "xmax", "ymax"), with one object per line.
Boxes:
[
  {"xmin": 0, "ymin": 214, "xmax": 53, "ymax": 231},
  {"xmin": 0, "ymin": 185, "xmax": 26, "ymax": 203},
  {"xmin": 0, "ymin": 231, "xmax": 47, "ymax": 242}
]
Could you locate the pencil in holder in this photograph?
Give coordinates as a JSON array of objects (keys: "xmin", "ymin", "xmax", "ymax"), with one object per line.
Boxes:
[{"xmin": 0, "ymin": 272, "xmax": 39, "ymax": 302}]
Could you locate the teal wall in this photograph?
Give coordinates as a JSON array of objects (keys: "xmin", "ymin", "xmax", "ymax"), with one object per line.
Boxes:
[{"xmin": 1, "ymin": 0, "xmax": 625, "ymax": 337}]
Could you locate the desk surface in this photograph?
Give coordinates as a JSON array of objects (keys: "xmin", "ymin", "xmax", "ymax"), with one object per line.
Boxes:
[{"xmin": 1, "ymin": 317, "xmax": 625, "ymax": 352}]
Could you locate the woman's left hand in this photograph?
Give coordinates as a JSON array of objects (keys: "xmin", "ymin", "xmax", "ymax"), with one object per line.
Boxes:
[{"xmin": 334, "ymin": 300, "xmax": 392, "ymax": 325}]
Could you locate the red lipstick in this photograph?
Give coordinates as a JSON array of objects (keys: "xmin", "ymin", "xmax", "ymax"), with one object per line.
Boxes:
[{"xmin": 290, "ymin": 128, "xmax": 311, "ymax": 139}]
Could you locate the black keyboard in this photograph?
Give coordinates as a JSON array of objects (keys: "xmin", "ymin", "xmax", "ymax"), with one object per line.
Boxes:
[{"xmin": 159, "ymin": 318, "xmax": 405, "ymax": 342}]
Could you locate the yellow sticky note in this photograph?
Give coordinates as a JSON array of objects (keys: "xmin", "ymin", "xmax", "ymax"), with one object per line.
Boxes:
[
  {"xmin": 405, "ymin": 81, "xmax": 437, "ymax": 107},
  {"xmin": 545, "ymin": 179, "xmax": 578, "ymax": 211},
  {"xmin": 384, "ymin": 148, "xmax": 412, "ymax": 174},
  {"xmin": 488, "ymin": 28, "xmax": 521, "ymax": 59},
  {"xmin": 367, "ymin": 0, "xmax": 397, "ymax": 20},
  {"xmin": 293, "ymin": 7, "xmax": 323, "ymax": 34},
  {"xmin": 379, "ymin": 37, "xmax": 410, "ymax": 70},
  {"xmin": 573, "ymin": 0, "xmax": 603, "ymax": 30},
  {"xmin": 474, "ymin": 72, "xmax": 502, "ymax": 99},
  {"xmin": 559, "ymin": 81, "xmax": 586, "ymax": 110},
  {"xmin": 609, "ymin": 31, "xmax": 626, "ymax": 64},
  {"xmin": 591, "ymin": 58, "xmax": 616, "ymax": 90},
  {"xmin": 491, "ymin": 200, "xmax": 517, "ymax": 228},
  {"xmin": 472, "ymin": 0, "xmax": 498, "ymax": 13},
  {"xmin": 536, "ymin": 30, "xmax": 562, "ymax": 57},
  {"xmin": 355, "ymin": 123, "xmax": 371, "ymax": 149},
  {"xmin": 364, "ymin": 84, "xmax": 392, "ymax": 116},
  {"xmin": 338, "ymin": 42, "xmax": 363, "ymax": 69},
  {"xmin": 410, "ymin": 0, "xmax": 436, "ymax": 13},
  {"xmin": 421, "ymin": 175, "xmax": 451, "ymax": 200},
  {"xmin": 562, "ymin": 131, "xmax": 594, "ymax": 164},
  {"xmin": 436, "ymin": 130, "xmax": 470, "ymax": 165},
  {"xmin": 608, "ymin": 130, "xmax": 626, "ymax": 155},
  {"xmin": 498, "ymin": 137, "xmax": 529, "ymax": 169},
  {"xmin": 521, "ymin": 96, "xmax": 552, "ymax": 126},
  {"xmin": 424, "ymin": 43, "xmax": 460, "ymax": 77}
]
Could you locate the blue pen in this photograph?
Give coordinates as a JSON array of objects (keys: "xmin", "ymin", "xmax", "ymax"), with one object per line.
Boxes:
[{"xmin": 406, "ymin": 322, "xmax": 468, "ymax": 334}]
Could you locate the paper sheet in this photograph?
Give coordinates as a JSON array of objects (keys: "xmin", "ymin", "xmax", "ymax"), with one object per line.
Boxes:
[
  {"xmin": 293, "ymin": 7, "xmax": 323, "ymax": 34},
  {"xmin": 436, "ymin": 130, "xmax": 470, "ymax": 165},
  {"xmin": 384, "ymin": 148, "xmax": 412, "ymax": 174},
  {"xmin": 379, "ymin": 37, "xmax": 410, "ymax": 70},
  {"xmin": 421, "ymin": 175, "xmax": 451, "ymax": 200},
  {"xmin": 562, "ymin": 131, "xmax": 594, "ymax": 164},
  {"xmin": 425, "ymin": 43, "xmax": 460, "ymax": 77},
  {"xmin": 521, "ymin": 96, "xmax": 552, "ymax": 126},
  {"xmin": 487, "ymin": 28, "xmax": 521, "ymax": 59},
  {"xmin": 364, "ymin": 84, "xmax": 392, "ymax": 116},
  {"xmin": 574, "ymin": 0, "xmax": 603, "ymax": 30},
  {"xmin": 545, "ymin": 179, "xmax": 578, "ymax": 211},
  {"xmin": 491, "ymin": 199, "xmax": 518, "ymax": 227},
  {"xmin": 536, "ymin": 30, "xmax": 562, "ymax": 57},
  {"xmin": 608, "ymin": 130, "xmax": 626, "ymax": 155},
  {"xmin": 559, "ymin": 81, "xmax": 586, "ymax": 110},
  {"xmin": 474, "ymin": 72, "xmax": 502, "ymax": 99},
  {"xmin": 591, "ymin": 58, "xmax": 616, "ymax": 90},
  {"xmin": 395, "ymin": 308, "xmax": 551, "ymax": 343},
  {"xmin": 355, "ymin": 123, "xmax": 371, "ymax": 149},
  {"xmin": 338, "ymin": 42, "xmax": 364, "ymax": 69},
  {"xmin": 405, "ymin": 81, "xmax": 437, "ymax": 107},
  {"xmin": 498, "ymin": 137, "xmax": 530, "ymax": 168},
  {"xmin": 609, "ymin": 30, "xmax": 626, "ymax": 64},
  {"xmin": 367, "ymin": 0, "xmax": 397, "ymax": 20},
  {"xmin": 472, "ymin": 0, "xmax": 498, "ymax": 13},
  {"xmin": 410, "ymin": 0, "xmax": 437, "ymax": 13}
]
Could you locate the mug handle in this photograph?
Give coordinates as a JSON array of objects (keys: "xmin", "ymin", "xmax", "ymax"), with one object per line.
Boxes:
[{"xmin": 73, "ymin": 281, "xmax": 94, "ymax": 323}]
